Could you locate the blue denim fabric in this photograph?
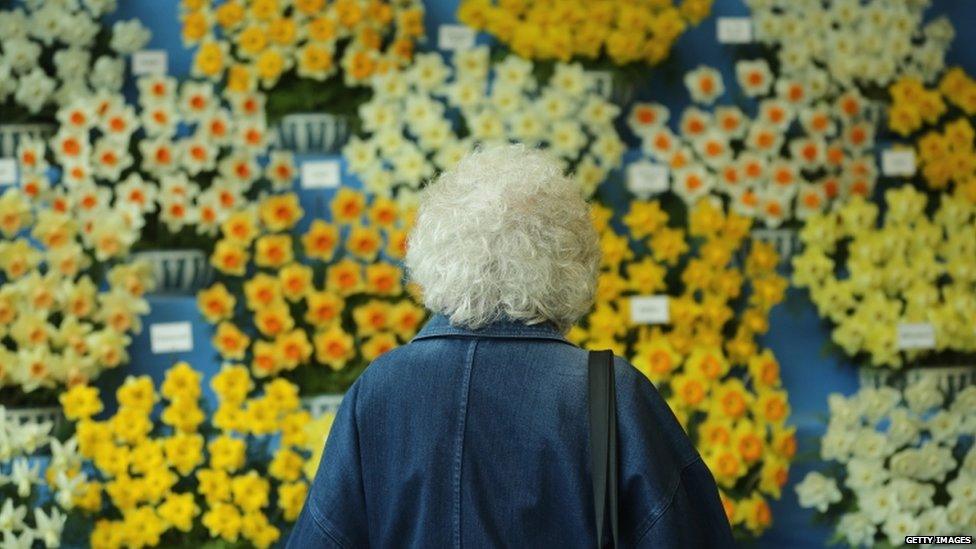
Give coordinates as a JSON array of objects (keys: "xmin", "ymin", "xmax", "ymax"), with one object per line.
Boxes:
[{"xmin": 288, "ymin": 314, "xmax": 736, "ymax": 548}]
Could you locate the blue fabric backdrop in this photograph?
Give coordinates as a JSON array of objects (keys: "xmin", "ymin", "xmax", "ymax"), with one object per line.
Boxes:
[{"xmin": 89, "ymin": 1, "xmax": 976, "ymax": 546}]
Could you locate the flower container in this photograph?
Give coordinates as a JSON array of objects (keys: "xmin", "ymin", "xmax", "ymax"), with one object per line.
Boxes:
[
  {"xmin": 4, "ymin": 406, "xmax": 64, "ymax": 455},
  {"xmin": 588, "ymin": 69, "xmax": 638, "ymax": 107},
  {"xmin": 0, "ymin": 123, "xmax": 55, "ymax": 158},
  {"xmin": 752, "ymin": 227, "xmax": 799, "ymax": 264},
  {"xmin": 859, "ymin": 364, "xmax": 976, "ymax": 398},
  {"xmin": 5, "ymin": 406, "xmax": 62, "ymax": 429},
  {"xmin": 275, "ymin": 113, "xmax": 351, "ymax": 153},
  {"xmin": 302, "ymin": 393, "xmax": 344, "ymax": 418},
  {"xmin": 133, "ymin": 249, "xmax": 213, "ymax": 295}
]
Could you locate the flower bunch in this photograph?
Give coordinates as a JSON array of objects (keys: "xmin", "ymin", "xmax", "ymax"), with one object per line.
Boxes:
[
  {"xmin": 792, "ymin": 187, "xmax": 976, "ymax": 368},
  {"xmin": 629, "ymin": 59, "xmax": 879, "ymax": 228},
  {"xmin": 0, "ymin": 187, "xmax": 152, "ymax": 401},
  {"xmin": 568, "ymin": 199, "xmax": 792, "ymax": 538},
  {"xmin": 887, "ymin": 68, "xmax": 976, "ymax": 200},
  {"xmin": 181, "ymin": 0, "xmax": 425, "ymax": 119},
  {"xmin": 457, "ymin": 0, "xmax": 712, "ymax": 66},
  {"xmin": 0, "ymin": 407, "xmax": 84, "ymax": 548},
  {"xmin": 344, "ymin": 47, "xmax": 624, "ymax": 201},
  {"xmin": 0, "ymin": 0, "xmax": 150, "ymax": 121},
  {"xmin": 796, "ymin": 379, "xmax": 976, "ymax": 546},
  {"xmin": 60, "ymin": 362, "xmax": 313, "ymax": 548},
  {"xmin": 198, "ymin": 188, "xmax": 425, "ymax": 394},
  {"xmin": 17, "ymin": 77, "xmax": 295, "ymax": 250},
  {"xmin": 747, "ymin": 0, "xmax": 953, "ymax": 90}
]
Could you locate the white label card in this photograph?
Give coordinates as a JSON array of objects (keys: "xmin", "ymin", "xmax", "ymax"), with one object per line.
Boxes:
[
  {"xmin": 301, "ymin": 160, "xmax": 341, "ymax": 189},
  {"xmin": 0, "ymin": 158, "xmax": 17, "ymax": 185},
  {"xmin": 881, "ymin": 149, "xmax": 917, "ymax": 177},
  {"xmin": 630, "ymin": 295, "xmax": 670, "ymax": 325},
  {"xmin": 717, "ymin": 17, "xmax": 753, "ymax": 44},
  {"xmin": 626, "ymin": 161, "xmax": 669, "ymax": 197},
  {"xmin": 150, "ymin": 322, "xmax": 193, "ymax": 354},
  {"xmin": 897, "ymin": 322, "xmax": 936, "ymax": 350},
  {"xmin": 131, "ymin": 50, "xmax": 169, "ymax": 76},
  {"xmin": 438, "ymin": 24, "xmax": 476, "ymax": 51}
]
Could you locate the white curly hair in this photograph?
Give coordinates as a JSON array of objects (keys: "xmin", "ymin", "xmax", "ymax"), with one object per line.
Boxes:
[{"xmin": 405, "ymin": 144, "xmax": 600, "ymax": 332}]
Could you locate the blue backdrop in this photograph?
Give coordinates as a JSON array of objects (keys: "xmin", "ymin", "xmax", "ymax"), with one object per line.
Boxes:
[{"xmin": 89, "ymin": 1, "xmax": 976, "ymax": 547}]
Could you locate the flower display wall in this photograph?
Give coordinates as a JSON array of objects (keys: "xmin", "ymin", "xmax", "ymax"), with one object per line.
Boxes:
[
  {"xmin": 629, "ymin": 59, "xmax": 879, "ymax": 228},
  {"xmin": 888, "ymin": 68, "xmax": 976, "ymax": 201},
  {"xmin": 181, "ymin": 0, "xmax": 426, "ymax": 119},
  {"xmin": 568, "ymin": 200, "xmax": 792, "ymax": 538},
  {"xmin": 457, "ymin": 0, "xmax": 712, "ymax": 67},
  {"xmin": 792, "ymin": 187, "xmax": 976, "ymax": 369},
  {"xmin": 198, "ymin": 189, "xmax": 425, "ymax": 394},
  {"xmin": 0, "ymin": 407, "xmax": 84, "ymax": 548},
  {"xmin": 16, "ymin": 77, "xmax": 295, "ymax": 251},
  {"xmin": 59, "ymin": 362, "xmax": 312, "ymax": 548},
  {"xmin": 0, "ymin": 187, "xmax": 152, "ymax": 402},
  {"xmin": 747, "ymin": 0, "xmax": 953, "ymax": 91},
  {"xmin": 344, "ymin": 46, "xmax": 625, "ymax": 201},
  {"xmin": 796, "ymin": 379, "xmax": 976, "ymax": 546},
  {"xmin": 0, "ymin": 0, "xmax": 150, "ymax": 121}
]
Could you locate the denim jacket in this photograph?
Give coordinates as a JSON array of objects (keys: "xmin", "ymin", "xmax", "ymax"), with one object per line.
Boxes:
[{"xmin": 288, "ymin": 315, "xmax": 736, "ymax": 548}]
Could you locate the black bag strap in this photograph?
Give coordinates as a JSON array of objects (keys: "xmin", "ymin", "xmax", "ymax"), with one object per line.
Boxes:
[{"xmin": 587, "ymin": 350, "xmax": 619, "ymax": 549}]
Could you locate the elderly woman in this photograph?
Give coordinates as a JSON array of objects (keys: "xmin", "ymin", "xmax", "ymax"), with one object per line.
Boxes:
[{"xmin": 289, "ymin": 145, "xmax": 734, "ymax": 548}]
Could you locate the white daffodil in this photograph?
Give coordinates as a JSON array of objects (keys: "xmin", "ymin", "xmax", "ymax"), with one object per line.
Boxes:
[
  {"xmin": 179, "ymin": 136, "xmax": 219, "ymax": 175},
  {"xmin": 550, "ymin": 63, "xmax": 589, "ymax": 98},
  {"xmin": 32, "ymin": 507, "xmax": 65, "ymax": 548},
  {"xmin": 493, "ymin": 55, "xmax": 534, "ymax": 91},
  {"xmin": 198, "ymin": 109, "xmax": 235, "ymax": 146},
  {"xmin": 179, "ymin": 80, "xmax": 217, "ymax": 121},
  {"xmin": 714, "ymin": 106, "xmax": 747, "ymax": 139},
  {"xmin": 684, "ymin": 65, "xmax": 725, "ymax": 105},
  {"xmin": 0, "ymin": 9, "xmax": 28, "ymax": 41},
  {"xmin": 264, "ymin": 151, "xmax": 297, "ymax": 191},
  {"xmin": 14, "ymin": 68, "xmax": 56, "ymax": 114},
  {"xmin": 9, "ymin": 458, "xmax": 39, "ymax": 498},
  {"xmin": 1, "ymin": 529, "xmax": 34, "ymax": 549},
  {"xmin": 3, "ymin": 38, "xmax": 42, "ymax": 73},
  {"xmin": 678, "ymin": 107, "xmax": 713, "ymax": 139},
  {"xmin": 795, "ymin": 472, "xmax": 842, "ymax": 513},
  {"xmin": 454, "ymin": 47, "xmax": 490, "ymax": 83},
  {"xmin": 14, "ymin": 140, "xmax": 48, "ymax": 181},
  {"xmin": 0, "ymin": 499, "xmax": 26, "ymax": 532},
  {"xmin": 109, "ymin": 19, "xmax": 150, "ymax": 55},
  {"xmin": 53, "ymin": 468, "xmax": 85, "ymax": 510},
  {"xmin": 89, "ymin": 55, "xmax": 124, "ymax": 91},
  {"xmin": 836, "ymin": 512, "xmax": 875, "ymax": 547},
  {"xmin": 640, "ymin": 127, "xmax": 677, "ymax": 162},
  {"xmin": 52, "ymin": 47, "xmax": 91, "ymax": 82},
  {"xmin": 672, "ymin": 165, "xmax": 713, "ymax": 205},
  {"xmin": 882, "ymin": 512, "xmax": 919, "ymax": 546},
  {"xmin": 692, "ymin": 130, "xmax": 732, "ymax": 169},
  {"xmin": 409, "ymin": 53, "xmax": 450, "ymax": 92},
  {"xmin": 507, "ymin": 111, "xmax": 545, "ymax": 146},
  {"xmin": 137, "ymin": 75, "xmax": 178, "ymax": 107},
  {"xmin": 90, "ymin": 137, "xmax": 133, "ymax": 181},
  {"xmin": 627, "ymin": 103, "xmax": 669, "ymax": 136}
]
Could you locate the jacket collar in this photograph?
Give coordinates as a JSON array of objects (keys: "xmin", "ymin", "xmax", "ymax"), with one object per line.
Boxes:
[{"xmin": 412, "ymin": 314, "xmax": 572, "ymax": 344}]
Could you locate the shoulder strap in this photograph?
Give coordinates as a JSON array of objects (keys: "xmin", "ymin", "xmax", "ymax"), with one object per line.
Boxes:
[{"xmin": 587, "ymin": 350, "xmax": 619, "ymax": 548}]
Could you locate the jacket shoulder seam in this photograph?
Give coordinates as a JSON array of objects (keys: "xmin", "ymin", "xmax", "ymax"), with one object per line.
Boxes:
[
  {"xmin": 305, "ymin": 498, "xmax": 351, "ymax": 549},
  {"xmin": 632, "ymin": 456, "xmax": 703, "ymax": 544}
]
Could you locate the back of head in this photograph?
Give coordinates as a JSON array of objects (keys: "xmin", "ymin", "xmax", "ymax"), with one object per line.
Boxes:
[{"xmin": 405, "ymin": 144, "xmax": 599, "ymax": 333}]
